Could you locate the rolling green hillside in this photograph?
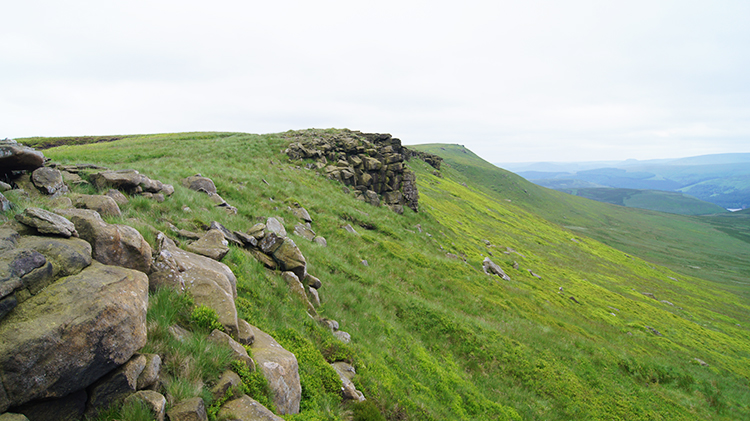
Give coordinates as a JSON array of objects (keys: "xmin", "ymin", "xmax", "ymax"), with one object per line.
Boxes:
[
  {"xmin": 558, "ymin": 187, "xmax": 727, "ymax": 215},
  {"xmin": 8, "ymin": 132, "xmax": 750, "ymax": 420}
]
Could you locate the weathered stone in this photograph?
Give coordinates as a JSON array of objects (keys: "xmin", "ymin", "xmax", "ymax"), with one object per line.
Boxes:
[
  {"xmin": 0, "ymin": 192, "xmax": 12, "ymax": 212},
  {"xmin": 167, "ymin": 397, "xmax": 207, "ymax": 421},
  {"xmin": 281, "ymin": 271, "xmax": 316, "ymax": 315},
  {"xmin": 0, "ymin": 262, "xmax": 148, "ymax": 411},
  {"xmin": 273, "ymin": 239, "xmax": 307, "ymax": 280},
  {"xmin": 0, "ymin": 139, "xmax": 44, "ymax": 172},
  {"xmin": 0, "ymin": 295, "xmax": 18, "ymax": 320},
  {"xmin": 15, "ymin": 235, "xmax": 92, "ymax": 286},
  {"xmin": 482, "ymin": 257, "xmax": 511, "ymax": 281},
  {"xmin": 290, "ymin": 207, "xmax": 312, "ymax": 223},
  {"xmin": 123, "ymin": 390, "xmax": 166, "ymax": 421},
  {"xmin": 343, "ymin": 224, "xmax": 358, "ymax": 235},
  {"xmin": 259, "ymin": 232, "xmax": 284, "ymax": 255},
  {"xmin": 169, "ymin": 324, "xmax": 192, "ymax": 342},
  {"xmin": 334, "ymin": 331, "xmax": 351, "ymax": 344},
  {"xmin": 234, "ymin": 230, "xmax": 258, "ymax": 247},
  {"xmin": 265, "ymin": 217, "xmax": 287, "ymax": 237},
  {"xmin": 208, "ymin": 329, "xmax": 255, "ymax": 370},
  {"xmin": 182, "ymin": 174, "xmax": 217, "ymax": 194},
  {"xmin": 307, "ymin": 287, "xmax": 321, "ymax": 307},
  {"xmin": 105, "ymin": 188, "xmax": 129, "ymax": 205},
  {"xmin": 293, "ymin": 223, "xmax": 316, "ymax": 241},
  {"xmin": 331, "ymin": 362, "xmax": 365, "ymax": 401},
  {"xmin": 250, "ymin": 249, "xmax": 278, "ymax": 270},
  {"xmin": 15, "ymin": 207, "xmax": 78, "ymax": 238},
  {"xmin": 60, "ymin": 170, "xmax": 87, "ymax": 187},
  {"xmin": 211, "ymin": 371, "xmax": 243, "ymax": 401},
  {"xmin": 85, "ymin": 354, "xmax": 147, "ymax": 418},
  {"xmin": 90, "ymin": 169, "xmax": 173, "ymax": 195},
  {"xmin": 209, "ymin": 221, "xmax": 242, "ymax": 247},
  {"xmin": 0, "ymin": 413, "xmax": 30, "ymax": 421},
  {"xmin": 218, "ymin": 395, "xmax": 283, "ymax": 421},
  {"xmin": 0, "ymin": 181, "xmax": 11, "ymax": 192},
  {"xmin": 237, "ymin": 319, "xmax": 255, "ymax": 346},
  {"xmin": 137, "ymin": 353, "xmax": 162, "ymax": 390},
  {"xmin": 247, "ymin": 223, "xmax": 266, "ymax": 239},
  {"xmin": 60, "ymin": 209, "xmax": 152, "ymax": 272},
  {"xmin": 313, "ymin": 236, "xmax": 327, "ymax": 247},
  {"xmin": 248, "ymin": 324, "xmax": 301, "ymax": 415},
  {"xmin": 12, "ymin": 389, "xmax": 87, "ymax": 421},
  {"xmin": 73, "ymin": 194, "xmax": 121, "ymax": 217},
  {"xmin": 365, "ymin": 190, "xmax": 380, "ymax": 207},
  {"xmin": 184, "ymin": 268, "xmax": 239, "ymax": 337},
  {"xmin": 186, "ymin": 229, "xmax": 230, "ymax": 261},
  {"xmin": 31, "ymin": 167, "xmax": 67, "ymax": 195},
  {"xmin": 168, "ymin": 223, "xmax": 202, "ymax": 240},
  {"xmin": 305, "ymin": 274, "xmax": 322, "ymax": 289}
]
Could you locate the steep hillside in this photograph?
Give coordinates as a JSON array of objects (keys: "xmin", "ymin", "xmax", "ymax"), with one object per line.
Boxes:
[{"xmin": 3, "ymin": 132, "xmax": 749, "ymax": 420}]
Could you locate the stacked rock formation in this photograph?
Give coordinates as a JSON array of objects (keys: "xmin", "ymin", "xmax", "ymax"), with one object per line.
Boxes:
[{"xmin": 285, "ymin": 129, "xmax": 441, "ymax": 214}]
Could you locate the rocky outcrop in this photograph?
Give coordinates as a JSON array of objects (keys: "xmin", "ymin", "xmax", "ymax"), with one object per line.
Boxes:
[
  {"xmin": 331, "ymin": 362, "xmax": 365, "ymax": 402},
  {"xmin": 285, "ymin": 129, "xmax": 425, "ymax": 213},
  {"xmin": 59, "ymin": 209, "xmax": 152, "ymax": 273},
  {"xmin": 248, "ymin": 324, "xmax": 301, "ymax": 415},
  {"xmin": 0, "ymin": 140, "xmax": 44, "ymax": 173},
  {"xmin": 181, "ymin": 174, "xmax": 237, "ymax": 214},
  {"xmin": 0, "ymin": 261, "xmax": 148, "ymax": 412}
]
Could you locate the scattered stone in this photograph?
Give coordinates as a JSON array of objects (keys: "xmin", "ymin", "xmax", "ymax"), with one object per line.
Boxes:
[
  {"xmin": 218, "ymin": 394, "xmax": 283, "ymax": 421},
  {"xmin": 313, "ymin": 236, "xmax": 327, "ymax": 247},
  {"xmin": 15, "ymin": 207, "xmax": 78, "ymax": 238},
  {"xmin": 305, "ymin": 274, "xmax": 322, "ymax": 289},
  {"xmin": 247, "ymin": 324, "xmax": 301, "ymax": 415},
  {"xmin": 272, "ymin": 238, "xmax": 307, "ymax": 280},
  {"xmin": 360, "ymin": 260, "xmax": 369, "ymax": 267},
  {"xmin": 290, "ymin": 206, "xmax": 312, "ymax": 223},
  {"xmin": 89, "ymin": 169, "xmax": 173, "ymax": 196},
  {"xmin": 569, "ymin": 296, "xmax": 581, "ymax": 304},
  {"xmin": 181, "ymin": 174, "xmax": 217, "ymax": 194},
  {"xmin": 168, "ymin": 223, "xmax": 202, "ymax": 240},
  {"xmin": 343, "ymin": 224, "xmax": 358, "ymax": 234},
  {"xmin": 642, "ymin": 292, "xmax": 657, "ymax": 300},
  {"xmin": 0, "ymin": 139, "xmax": 45, "ymax": 172},
  {"xmin": 293, "ymin": 223, "xmax": 316, "ymax": 241},
  {"xmin": 318, "ymin": 318, "xmax": 339, "ymax": 332},
  {"xmin": 661, "ymin": 300, "xmax": 674, "ymax": 306},
  {"xmin": 31, "ymin": 167, "xmax": 67, "ymax": 195},
  {"xmin": 169, "ymin": 324, "xmax": 192, "ymax": 342},
  {"xmin": 123, "ymin": 391, "xmax": 166, "ymax": 421},
  {"xmin": 167, "ymin": 397, "xmax": 208, "ymax": 421},
  {"xmin": 693, "ymin": 358, "xmax": 709, "ymax": 367},
  {"xmin": 528, "ymin": 270, "xmax": 542, "ymax": 279},
  {"xmin": 331, "ymin": 362, "xmax": 365, "ymax": 401},
  {"xmin": 0, "ymin": 181, "xmax": 12, "ymax": 191},
  {"xmin": 234, "ymin": 230, "xmax": 258, "ymax": 247},
  {"xmin": 186, "ymin": 229, "xmax": 230, "ymax": 261},
  {"xmin": 73, "ymin": 194, "xmax": 121, "ymax": 217},
  {"xmin": 482, "ymin": 257, "xmax": 511, "ymax": 281},
  {"xmin": 208, "ymin": 329, "xmax": 256, "ymax": 370},
  {"xmin": 334, "ymin": 331, "xmax": 352, "ymax": 344},
  {"xmin": 645, "ymin": 326, "xmax": 663, "ymax": 336}
]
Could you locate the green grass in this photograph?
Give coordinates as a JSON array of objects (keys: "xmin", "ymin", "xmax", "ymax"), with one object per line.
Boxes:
[{"xmin": 9, "ymin": 131, "xmax": 750, "ymax": 420}]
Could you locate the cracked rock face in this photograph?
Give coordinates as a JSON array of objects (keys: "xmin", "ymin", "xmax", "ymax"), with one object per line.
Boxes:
[{"xmin": 285, "ymin": 129, "xmax": 442, "ymax": 213}]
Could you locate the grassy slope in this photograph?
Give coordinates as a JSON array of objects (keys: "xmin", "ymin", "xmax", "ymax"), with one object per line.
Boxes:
[
  {"xmin": 558, "ymin": 187, "xmax": 728, "ymax": 216},
  {"xmin": 12, "ymin": 133, "xmax": 750, "ymax": 420}
]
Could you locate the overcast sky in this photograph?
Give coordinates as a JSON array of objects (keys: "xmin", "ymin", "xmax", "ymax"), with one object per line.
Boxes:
[{"xmin": 2, "ymin": 1, "xmax": 750, "ymax": 163}]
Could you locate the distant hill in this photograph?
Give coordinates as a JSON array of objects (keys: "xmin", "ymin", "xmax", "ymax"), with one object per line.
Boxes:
[
  {"xmin": 499, "ymin": 153, "xmax": 750, "ymax": 210},
  {"xmin": 560, "ymin": 187, "xmax": 728, "ymax": 215}
]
